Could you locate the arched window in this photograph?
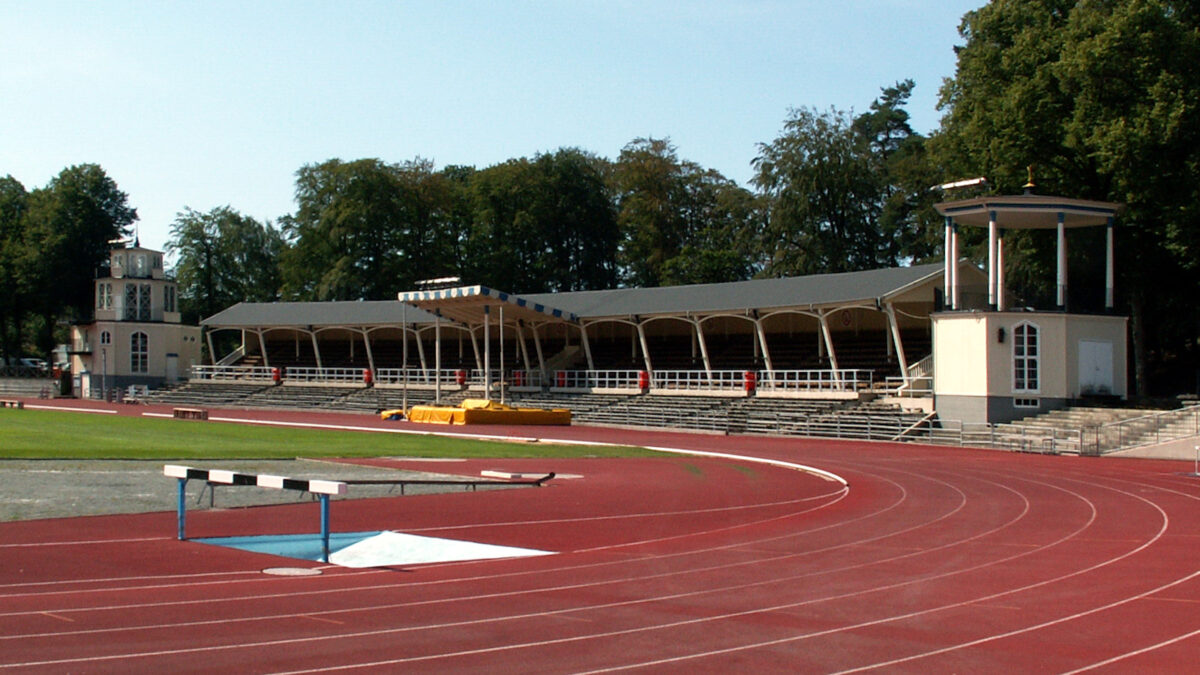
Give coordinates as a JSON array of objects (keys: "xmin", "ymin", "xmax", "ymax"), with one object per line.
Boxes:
[
  {"xmin": 1013, "ymin": 322, "xmax": 1039, "ymax": 392},
  {"xmin": 130, "ymin": 332, "xmax": 148, "ymax": 374},
  {"xmin": 100, "ymin": 330, "xmax": 111, "ymax": 346}
]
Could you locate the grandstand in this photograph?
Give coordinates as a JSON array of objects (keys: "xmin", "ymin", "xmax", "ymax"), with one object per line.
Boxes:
[{"xmin": 139, "ymin": 189, "xmax": 1144, "ymax": 451}]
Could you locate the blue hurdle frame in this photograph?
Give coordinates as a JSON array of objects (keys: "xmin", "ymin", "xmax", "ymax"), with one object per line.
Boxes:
[{"xmin": 165, "ymin": 465, "xmax": 347, "ymax": 563}]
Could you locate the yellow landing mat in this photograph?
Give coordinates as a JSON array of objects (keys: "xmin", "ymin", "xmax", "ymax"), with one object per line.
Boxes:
[{"xmin": 405, "ymin": 398, "xmax": 571, "ymax": 426}]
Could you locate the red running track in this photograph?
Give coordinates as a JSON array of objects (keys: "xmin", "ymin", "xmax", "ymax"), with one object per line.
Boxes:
[{"xmin": 3, "ymin": 401, "xmax": 1200, "ymax": 672}]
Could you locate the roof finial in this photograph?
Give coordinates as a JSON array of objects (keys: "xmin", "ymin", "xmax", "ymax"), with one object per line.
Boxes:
[{"xmin": 1022, "ymin": 165, "xmax": 1036, "ymax": 195}]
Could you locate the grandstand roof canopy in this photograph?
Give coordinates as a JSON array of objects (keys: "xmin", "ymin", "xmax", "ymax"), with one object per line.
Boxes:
[
  {"xmin": 202, "ymin": 262, "xmax": 951, "ymax": 330},
  {"xmin": 935, "ymin": 194, "xmax": 1122, "ymax": 229},
  {"xmin": 398, "ymin": 286, "xmax": 579, "ymax": 325}
]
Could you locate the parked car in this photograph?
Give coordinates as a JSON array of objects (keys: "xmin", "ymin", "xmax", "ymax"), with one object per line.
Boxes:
[{"xmin": 19, "ymin": 358, "xmax": 48, "ymax": 372}]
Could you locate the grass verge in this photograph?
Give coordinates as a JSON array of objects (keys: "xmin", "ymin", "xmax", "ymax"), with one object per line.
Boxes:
[{"xmin": 0, "ymin": 409, "xmax": 656, "ymax": 460}]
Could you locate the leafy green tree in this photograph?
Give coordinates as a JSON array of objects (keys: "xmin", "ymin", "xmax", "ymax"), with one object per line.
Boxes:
[
  {"xmin": 464, "ymin": 148, "xmax": 619, "ymax": 293},
  {"xmin": 168, "ymin": 206, "xmax": 284, "ymax": 323},
  {"xmin": 0, "ymin": 176, "xmax": 30, "ymax": 362},
  {"xmin": 660, "ymin": 168, "xmax": 761, "ymax": 285},
  {"xmin": 933, "ymin": 0, "xmax": 1200, "ymax": 394},
  {"xmin": 853, "ymin": 80, "xmax": 942, "ymax": 265},
  {"xmin": 20, "ymin": 165, "xmax": 136, "ymax": 354},
  {"xmin": 280, "ymin": 158, "xmax": 460, "ymax": 301},
  {"xmin": 753, "ymin": 108, "xmax": 884, "ymax": 276},
  {"xmin": 614, "ymin": 138, "xmax": 759, "ymax": 286}
]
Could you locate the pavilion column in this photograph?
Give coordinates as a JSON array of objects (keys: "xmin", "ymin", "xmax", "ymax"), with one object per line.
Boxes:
[
  {"xmin": 206, "ymin": 329, "xmax": 217, "ymax": 368},
  {"xmin": 950, "ymin": 223, "xmax": 961, "ymax": 310},
  {"xmin": 1106, "ymin": 217, "xmax": 1115, "ymax": 311},
  {"xmin": 818, "ymin": 310, "xmax": 840, "ymax": 373},
  {"xmin": 636, "ymin": 320, "xmax": 654, "ymax": 374},
  {"xmin": 692, "ymin": 319, "xmax": 712, "ymax": 378},
  {"xmin": 256, "ymin": 329, "xmax": 269, "ymax": 369},
  {"xmin": 988, "ymin": 210, "xmax": 998, "ymax": 310},
  {"xmin": 944, "ymin": 216, "xmax": 953, "ymax": 309},
  {"xmin": 435, "ymin": 314, "xmax": 442, "ymax": 403},
  {"xmin": 885, "ymin": 303, "xmax": 909, "ymax": 383},
  {"xmin": 580, "ymin": 323, "xmax": 596, "ymax": 371},
  {"xmin": 529, "ymin": 323, "xmax": 547, "ymax": 380},
  {"xmin": 754, "ymin": 317, "xmax": 774, "ymax": 373},
  {"xmin": 466, "ymin": 327, "xmax": 481, "ymax": 371},
  {"xmin": 498, "ymin": 306, "xmax": 506, "ymax": 404},
  {"xmin": 309, "ymin": 330, "xmax": 323, "ymax": 370},
  {"xmin": 414, "ymin": 327, "xmax": 428, "ymax": 371},
  {"xmin": 1057, "ymin": 212, "xmax": 1068, "ymax": 310},
  {"xmin": 360, "ymin": 328, "xmax": 375, "ymax": 373},
  {"xmin": 482, "ymin": 306, "xmax": 490, "ymax": 400},
  {"xmin": 997, "ymin": 229, "xmax": 1006, "ymax": 312}
]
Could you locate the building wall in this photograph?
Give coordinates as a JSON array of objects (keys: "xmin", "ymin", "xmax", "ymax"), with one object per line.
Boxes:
[
  {"xmin": 71, "ymin": 321, "xmax": 201, "ymax": 395},
  {"xmin": 933, "ymin": 311, "xmax": 1128, "ymax": 424}
]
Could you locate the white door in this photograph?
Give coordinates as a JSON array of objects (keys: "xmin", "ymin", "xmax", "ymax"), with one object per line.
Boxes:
[
  {"xmin": 166, "ymin": 354, "xmax": 179, "ymax": 383},
  {"xmin": 1078, "ymin": 340, "xmax": 1113, "ymax": 395}
]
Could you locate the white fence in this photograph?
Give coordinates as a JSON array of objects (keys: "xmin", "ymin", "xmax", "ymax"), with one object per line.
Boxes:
[
  {"xmin": 191, "ymin": 365, "xmax": 276, "ymax": 382},
  {"xmin": 189, "ymin": 366, "xmax": 897, "ymax": 396},
  {"xmin": 757, "ymin": 369, "xmax": 874, "ymax": 392}
]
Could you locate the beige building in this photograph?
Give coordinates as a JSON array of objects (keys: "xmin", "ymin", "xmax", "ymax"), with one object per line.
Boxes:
[
  {"xmin": 931, "ymin": 189, "xmax": 1126, "ymax": 424},
  {"xmin": 69, "ymin": 244, "xmax": 201, "ymax": 397}
]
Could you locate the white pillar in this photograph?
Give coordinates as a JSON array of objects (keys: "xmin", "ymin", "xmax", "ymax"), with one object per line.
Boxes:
[
  {"xmin": 693, "ymin": 319, "xmax": 712, "ymax": 378},
  {"xmin": 414, "ymin": 327, "xmax": 427, "ymax": 371},
  {"xmin": 482, "ymin": 306, "xmax": 490, "ymax": 400},
  {"xmin": 997, "ymin": 230, "xmax": 1006, "ymax": 312},
  {"xmin": 580, "ymin": 323, "xmax": 595, "ymax": 371},
  {"xmin": 361, "ymin": 328, "xmax": 375, "ymax": 373},
  {"xmin": 1057, "ymin": 212, "xmax": 1068, "ymax": 310},
  {"xmin": 950, "ymin": 224, "xmax": 961, "ymax": 310},
  {"xmin": 885, "ymin": 303, "xmax": 909, "ymax": 382},
  {"xmin": 434, "ymin": 315, "xmax": 442, "ymax": 403},
  {"xmin": 309, "ymin": 330, "xmax": 323, "ymax": 370},
  {"xmin": 636, "ymin": 320, "xmax": 653, "ymax": 374},
  {"xmin": 943, "ymin": 216, "xmax": 953, "ymax": 309},
  {"xmin": 754, "ymin": 318, "xmax": 774, "ymax": 372},
  {"xmin": 1106, "ymin": 217, "xmax": 1115, "ymax": 310},
  {"xmin": 256, "ymin": 330, "xmax": 269, "ymax": 368},
  {"xmin": 818, "ymin": 311, "xmax": 840, "ymax": 372},
  {"xmin": 498, "ymin": 305, "xmax": 505, "ymax": 404},
  {"xmin": 206, "ymin": 329, "xmax": 217, "ymax": 368},
  {"xmin": 988, "ymin": 211, "xmax": 998, "ymax": 309}
]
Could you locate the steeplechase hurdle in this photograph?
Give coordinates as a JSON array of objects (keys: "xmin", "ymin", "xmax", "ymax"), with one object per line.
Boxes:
[{"xmin": 163, "ymin": 465, "xmax": 347, "ymax": 562}]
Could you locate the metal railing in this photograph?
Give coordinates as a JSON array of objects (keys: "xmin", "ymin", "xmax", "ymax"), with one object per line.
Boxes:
[
  {"xmin": 651, "ymin": 369, "xmax": 747, "ymax": 391},
  {"xmin": 756, "ymin": 369, "xmax": 874, "ymax": 392},
  {"xmin": 191, "ymin": 365, "xmax": 275, "ymax": 382},
  {"xmin": 374, "ymin": 368, "xmax": 465, "ymax": 387},
  {"xmin": 1089, "ymin": 404, "xmax": 1200, "ymax": 454},
  {"xmin": 882, "ymin": 376, "xmax": 933, "ymax": 397},
  {"xmin": 552, "ymin": 370, "xmax": 644, "ymax": 390},
  {"xmin": 283, "ymin": 367, "xmax": 368, "ymax": 384},
  {"xmin": 926, "ymin": 419, "xmax": 1084, "ymax": 454}
]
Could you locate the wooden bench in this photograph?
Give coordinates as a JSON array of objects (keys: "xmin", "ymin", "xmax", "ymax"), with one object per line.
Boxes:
[
  {"xmin": 0, "ymin": 399, "xmax": 23, "ymax": 409},
  {"xmin": 173, "ymin": 407, "xmax": 208, "ymax": 420}
]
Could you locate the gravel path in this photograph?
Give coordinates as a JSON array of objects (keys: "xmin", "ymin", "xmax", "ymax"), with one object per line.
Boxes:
[{"xmin": 0, "ymin": 459, "xmax": 503, "ymax": 522}]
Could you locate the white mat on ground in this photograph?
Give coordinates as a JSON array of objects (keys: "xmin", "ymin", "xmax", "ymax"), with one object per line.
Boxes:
[{"xmin": 329, "ymin": 530, "xmax": 553, "ymax": 568}]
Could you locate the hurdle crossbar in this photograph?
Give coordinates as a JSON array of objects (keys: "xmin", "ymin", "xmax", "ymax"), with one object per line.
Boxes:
[{"xmin": 164, "ymin": 465, "xmax": 347, "ymax": 562}]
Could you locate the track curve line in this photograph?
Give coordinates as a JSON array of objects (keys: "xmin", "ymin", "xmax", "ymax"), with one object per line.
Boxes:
[{"xmin": 3, "ymin": 404, "xmax": 1200, "ymax": 673}]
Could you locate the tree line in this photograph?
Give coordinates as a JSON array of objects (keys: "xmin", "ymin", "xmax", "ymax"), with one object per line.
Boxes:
[{"xmin": 3, "ymin": 1, "xmax": 1197, "ymax": 395}]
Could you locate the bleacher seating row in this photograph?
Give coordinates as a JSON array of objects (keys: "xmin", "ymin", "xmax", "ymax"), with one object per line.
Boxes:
[
  {"xmin": 142, "ymin": 382, "xmax": 931, "ymax": 442},
  {"xmin": 238, "ymin": 329, "xmax": 931, "ymax": 377}
]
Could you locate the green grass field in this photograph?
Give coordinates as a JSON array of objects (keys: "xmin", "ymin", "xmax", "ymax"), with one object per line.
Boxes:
[{"xmin": 0, "ymin": 409, "xmax": 655, "ymax": 460}]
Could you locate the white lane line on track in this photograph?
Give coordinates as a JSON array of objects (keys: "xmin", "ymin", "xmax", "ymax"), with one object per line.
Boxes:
[
  {"xmin": 17, "ymin": 405, "xmax": 1194, "ymax": 671},
  {"xmin": 25, "ymin": 404, "xmax": 117, "ymax": 414},
  {"xmin": 0, "ymin": 537, "xmax": 166, "ymax": 548},
  {"xmin": 0, "ymin": 467, "xmax": 980, "ymax": 663}
]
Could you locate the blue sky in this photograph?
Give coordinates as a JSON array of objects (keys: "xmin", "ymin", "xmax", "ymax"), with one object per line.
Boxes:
[{"xmin": 2, "ymin": 0, "xmax": 985, "ymax": 254}]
